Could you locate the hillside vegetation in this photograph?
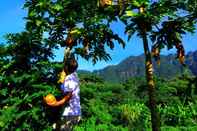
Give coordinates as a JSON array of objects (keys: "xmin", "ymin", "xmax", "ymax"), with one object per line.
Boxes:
[{"xmin": 1, "ymin": 61, "xmax": 197, "ymax": 130}]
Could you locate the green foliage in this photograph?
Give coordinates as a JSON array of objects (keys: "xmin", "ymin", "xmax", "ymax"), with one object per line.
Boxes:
[
  {"xmin": 119, "ymin": 102, "xmax": 151, "ymax": 130},
  {"xmin": 79, "ymin": 73, "xmax": 104, "ymax": 84},
  {"xmin": 0, "ymin": 67, "xmax": 61, "ymax": 130},
  {"xmin": 74, "ymin": 81, "xmax": 148, "ymax": 130},
  {"xmin": 159, "ymin": 104, "xmax": 197, "ymax": 126},
  {"xmin": 0, "ymin": 34, "xmax": 60, "ymax": 130},
  {"xmin": 74, "ymin": 75, "xmax": 197, "ymax": 130}
]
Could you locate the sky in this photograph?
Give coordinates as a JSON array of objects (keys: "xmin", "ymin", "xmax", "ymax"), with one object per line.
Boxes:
[{"xmin": 1, "ymin": 1, "xmax": 197, "ymax": 71}]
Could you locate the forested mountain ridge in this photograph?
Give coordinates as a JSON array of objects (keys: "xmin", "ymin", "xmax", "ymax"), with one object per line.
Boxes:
[
  {"xmin": 186, "ymin": 51, "xmax": 197, "ymax": 75},
  {"xmin": 93, "ymin": 51, "xmax": 197, "ymax": 82}
]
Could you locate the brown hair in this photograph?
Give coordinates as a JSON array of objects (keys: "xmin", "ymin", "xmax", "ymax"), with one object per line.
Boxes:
[{"xmin": 64, "ymin": 58, "xmax": 78, "ymax": 74}]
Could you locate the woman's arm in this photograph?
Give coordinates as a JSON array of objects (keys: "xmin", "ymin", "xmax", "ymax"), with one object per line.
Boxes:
[{"xmin": 46, "ymin": 92, "xmax": 72, "ymax": 107}]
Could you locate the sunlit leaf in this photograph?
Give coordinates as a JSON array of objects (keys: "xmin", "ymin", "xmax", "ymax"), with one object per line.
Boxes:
[{"xmin": 125, "ymin": 10, "xmax": 136, "ymax": 17}]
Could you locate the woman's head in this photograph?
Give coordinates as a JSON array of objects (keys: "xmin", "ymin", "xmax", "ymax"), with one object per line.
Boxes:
[{"xmin": 64, "ymin": 58, "xmax": 78, "ymax": 74}]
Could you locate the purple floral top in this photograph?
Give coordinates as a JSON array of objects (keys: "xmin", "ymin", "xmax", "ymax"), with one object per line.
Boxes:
[{"xmin": 60, "ymin": 72, "xmax": 81, "ymax": 116}]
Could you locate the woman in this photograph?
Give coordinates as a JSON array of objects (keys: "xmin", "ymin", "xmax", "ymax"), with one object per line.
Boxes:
[{"xmin": 45, "ymin": 58, "xmax": 81, "ymax": 131}]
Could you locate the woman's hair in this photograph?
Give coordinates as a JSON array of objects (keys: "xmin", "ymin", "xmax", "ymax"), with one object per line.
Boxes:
[{"xmin": 64, "ymin": 58, "xmax": 78, "ymax": 74}]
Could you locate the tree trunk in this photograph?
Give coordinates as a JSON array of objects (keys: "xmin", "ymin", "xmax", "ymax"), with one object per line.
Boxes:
[{"xmin": 142, "ymin": 31, "xmax": 160, "ymax": 131}]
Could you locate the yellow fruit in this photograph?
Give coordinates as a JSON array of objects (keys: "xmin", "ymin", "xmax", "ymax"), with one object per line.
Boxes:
[
  {"xmin": 57, "ymin": 70, "xmax": 66, "ymax": 84},
  {"xmin": 139, "ymin": 7, "xmax": 145, "ymax": 13},
  {"xmin": 100, "ymin": 0, "xmax": 112, "ymax": 6},
  {"xmin": 45, "ymin": 94, "xmax": 56, "ymax": 104},
  {"xmin": 105, "ymin": 0, "xmax": 112, "ymax": 5}
]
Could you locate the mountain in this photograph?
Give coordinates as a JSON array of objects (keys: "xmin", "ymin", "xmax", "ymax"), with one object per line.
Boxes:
[
  {"xmin": 93, "ymin": 51, "xmax": 197, "ymax": 82},
  {"xmin": 185, "ymin": 51, "xmax": 197, "ymax": 75}
]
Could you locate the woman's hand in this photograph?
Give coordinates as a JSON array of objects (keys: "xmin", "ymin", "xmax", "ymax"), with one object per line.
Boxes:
[{"xmin": 46, "ymin": 101, "xmax": 58, "ymax": 106}]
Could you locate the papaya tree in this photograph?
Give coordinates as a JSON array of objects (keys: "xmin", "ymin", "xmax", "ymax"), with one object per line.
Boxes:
[
  {"xmin": 117, "ymin": 0, "xmax": 196, "ymax": 130},
  {"xmin": 24, "ymin": 0, "xmax": 125, "ymax": 64}
]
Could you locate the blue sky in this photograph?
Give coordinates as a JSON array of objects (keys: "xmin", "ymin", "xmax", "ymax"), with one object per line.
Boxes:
[{"xmin": 1, "ymin": 1, "xmax": 197, "ymax": 71}]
